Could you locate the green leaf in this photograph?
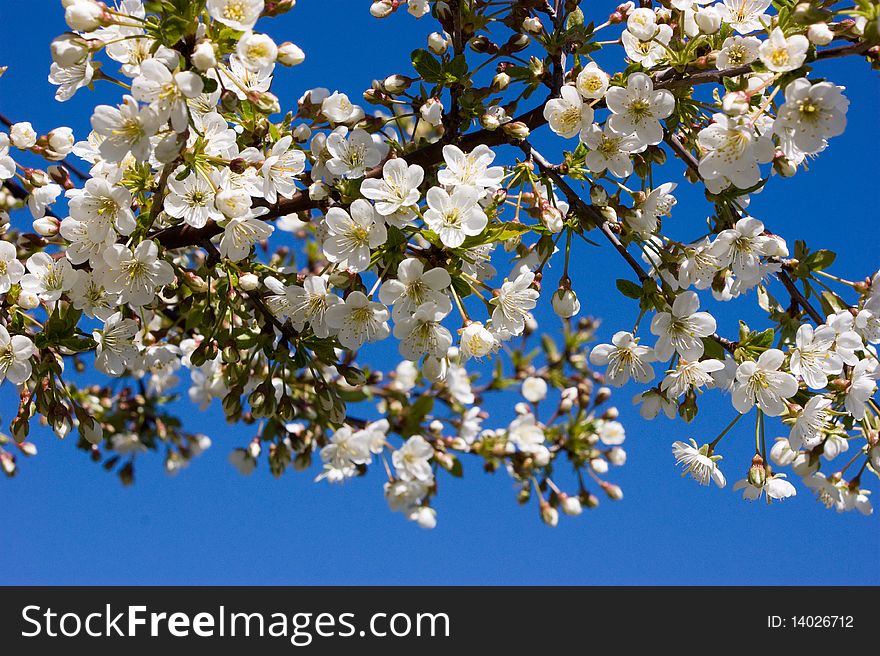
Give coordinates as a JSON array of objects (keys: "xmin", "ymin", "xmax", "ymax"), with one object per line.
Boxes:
[
  {"xmin": 804, "ymin": 249, "xmax": 836, "ymax": 272},
  {"xmin": 616, "ymin": 279, "xmax": 642, "ymax": 300},
  {"xmin": 411, "ymin": 49, "xmax": 445, "ymax": 84}
]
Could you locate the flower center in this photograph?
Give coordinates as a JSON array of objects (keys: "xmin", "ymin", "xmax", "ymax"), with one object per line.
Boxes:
[
  {"xmin": 627, "ymin": 98, "xmax": 652, "ymax": 120},
  {"xmin": 768, "ymin": 47, "xmax": 790, "ymax": 68},
  {"xmin": 223, "ymin": 1, "xmax": 247, "ymax": 22}
]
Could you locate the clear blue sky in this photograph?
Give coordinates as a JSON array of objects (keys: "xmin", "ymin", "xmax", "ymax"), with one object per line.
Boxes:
[{"xmin": 0, "ymin": 2, "xmax": 877, "ymax": 585}]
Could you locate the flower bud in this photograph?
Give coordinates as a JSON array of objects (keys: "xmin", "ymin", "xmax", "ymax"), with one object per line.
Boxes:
[
  {"xmin": 552, "ymin": 288, "xmax": 581, "ymax": 318},
  {"xmin": 747, "ymin": 454, "xmax": 767, "ymax": 488},
  {"xmin": 383, "ymin": 74, "xmax": 411, "ymax": 94},
  {"xmin": 490, "ymin": 72, "xmax": 510, "ymax": 92},
  {"xmin": 428, "ymin": 32, "xmax": 449, "ymax": 55},
  {"xmin": 45, "ymin": 127, "xmax": 75, "ymax": 160},
  {"xmin": 505, "ymin": 33, "xmax": 530, "ymax": 52},
  {"xmin": 590, "ymin": 185, "xmax": 608, "ymax": 205},
  {"xmin": 411, "ymin": 506, "xmax": 437, "ymax": 529},
  {"xmin": 695, "ymin": 7, "xmax": 721, "ymax": 34},
  {"xmin": 293, "ymin": 123, "xmax": 311, "ymax": 142},
  {"xmin": 238, "ymin": 273, "xmax": 260, "ymax": 291},
  {"xmin": 215, "ymin": 188, "xmax": 252, "ymax": 218},
  {"xmin": 33, "ymin": 216, "xmax": 60, "ymax": 237},
  {"xmin": 10, "ymin": 122, "xmax": 37, "ymax": 149},
  {"xmin": 422, "ymin": 356, "xmax": 447, "ymax": 382},
  {"xmin": 721, "ymin": 91, "xmax": 749, "ymax": 116},
  {"xmin": 51, "ymin": 33, "xmax": 89, "ymax": 67},
  {"xmin": 17, "ymin": 291, "xmax": 40, "ymax": 310},
  {"xmin": 522, "ymin": 17, "xmax": 543, "ymax": 34},
  {"xmin": 808, "ymin": 22, "xmax": 834, "ymax": 45},
  {"xmin": 154, "ymin": 132, "xmax": 185, "ymax": 163},
  {"xmin": 601, "ymin": 481, "xmax": 624, "ymax": 499},
  {"xmin": 65, "ymin": 0, "xmax": 104, "ymax": 32},
  {"xmin": 80, "ymin": 419, "xmax": 103, "ymax": 445},
  {"xmin": 249, "ymin": 90, "xmax": 280, "ymax": 114},
  {"xmin": 480, "ymin": 111, "xmax": 501, "ymax": 131},
  {"xmin": 540, "ymin": 503, "xmax": 559, "ymax": 527},
  {"xmin": 502, "ymin": 121, "xmax": 530, "ymax": 139},
  {"xmin": 191, "ymin": 41, "xmax": 217, "ymax": 71},
  {"xmin": 370, "ymin": 0, "xmax": 394, "ymax": 18},
  {"xmin": 277, "ymin": 42, "xmax": 305, "ymax": 66},
  {"xmin": 773, "ymin": 155, "xmax": 798, "ymax": 177},
  {"xmin": 308, "ymin": 181, "xmax": 330, "ymax": 200},
  {"xmin": 560, "ymin": 494, "xmax": 583, "ymax": 516},
  {"xmin": 521, "ymin": 376, "xmax": 548, "ymax": 403}
]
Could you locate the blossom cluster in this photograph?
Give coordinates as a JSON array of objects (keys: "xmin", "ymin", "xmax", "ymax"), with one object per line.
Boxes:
[{"xmin": 0, "ymin": 0, "xmax": 877, "ymax": 525}]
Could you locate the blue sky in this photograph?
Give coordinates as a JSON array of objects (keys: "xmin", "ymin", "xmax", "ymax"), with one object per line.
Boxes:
[{"xmin": 0, "ymin": 3, "xmax": 877, "ymax": 585}]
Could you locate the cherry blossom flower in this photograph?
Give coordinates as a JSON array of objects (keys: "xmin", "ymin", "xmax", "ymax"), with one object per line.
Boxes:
[
  {"xmin": 731, "ymin": 349, "xmax": 799, "ymax": 416},
  {"xmin": 759, "ymin": 28, "xmax": 809, "ymax": 73},
  {"xmin": 379, "ymin": 258, "xmax": 451, "ymax": 321},
  {"xmin": 0, "ymin": 241, "xmax": 25, "ymax": 293},
  {"xmin": 575, "ymin": 62, "xmax": 609, "ymax": 100},
  {"xmin": 132, "ymin": 59, "xmax": 204, "ymax": 132},
  {"xmin": 68, "ymin": 177, "xmax": 136, "ymax": 236},
  {"xmin": 844, "ymin": 358, "xmax": 879, "ymax": 421},
  {"xmin": 423, "ymin": 185, "xmax": 487, "ymax": 248},
  {"xmin": 789, "ymin": 325, "xmax": 843, "ymax": 389},
  {"xmin": 392, "ymin": 435, "xmax": 434, "ymax": 482},
  {"xmin": 661, "ymin": 359, "xmax": 725, "ymax": 398},
  {"xmin": 91, "ymin": 95, "xmax": 160, "ymax": 162},
  {"xmin": 605, "ymin": 73, "xmax": 675, "ymax": 147},
  {"xmin": 325, "ymin": 291, "xmax": 391, "ymax": 349},
  {"xmin": 277, "ymin": 275, "xmax": 341, "ymax": 338},
  {"xmin": 621, "ymin": 23, "xmax": 673, "ymax": 69},
  {"xmin": 708, "ymin": 217, "xmax": 775, "ymax": 281},
  {"xmin": 0, "ymin": 326, "xmax": 35, "ymax": 385},
  {"xmin": 581, "ymin": 123, "xmax": 644, "ymax": 177},
  {"xmin": 326, "ymin": 127, "xmax": 386, "ymax": 179},
  {"xmin": 261, "ymin": 135, "xmax": 307, "ymax": 203},
  {"xmin": 393, "ymin": 300, "xmax": 454, "ymax": 360},
  {"xmin": 650, "ymin": 291, "xmax": 717, "ymax": 361},
  {"xmin": 207, "ymin": 0, "xmax": 264, "ymax": 31},
  {"xmin": 788, "ymin": 395, "xmax": 831, "ymax": 450},
  {"xmin": 360, "ymin": 158, "xmax": 424, "ymax": 219},
  {"xmin": 590, "ymin": 331, "xmax": 656, "ymax": 386},
  {"xmin": 164, "ymin": 170, "xmax": 221, "ymax": 229},
  {"xmin": 94, "ymin": 312, "xmax": 140, "ymax": 376},
  {"xmin": 506, "ymin": 413, "xmax": 546, "ymax": 454},
  {"xmin": 774, "ymin": 79, "xmax": 849, "ymax": 155},
  {"xmin": 697, "ymin": 114, "xmax": 774, "ymax": 190},
  {"xmin": 20, "ymin": 252, "xmax": 78, "ymax": 303},
  {"xmin": 672, "ymin": 439, "xmax": 726, "ymax": 488},
  {"xmin": 436, "ymin": 144, "xmax": 504, "ymax": 192},
  {"xmin": 733, "ymin": 473, "xmax": 797, "ymax": 502},
  {"xmin": 716, "ymin": 35, "xmax": 761, "ymax": 69},
  {"xmin": 716, "ymin": 0, "xmax": 771, "ymax": 34},
  {"xmin": 459, "ymin": 322, "xmax": 498, "ymax": 361},
  {"xmin": 236, "ymin": 31, "xmax": 278, "ymax": 71},
  {"xmin": 319, "ymin": 425, "xmax": 372, "ymax": 481},
  {"xmin": 490, "ymin": 269, "xmax": 539, "ymax": 337},
  {"xmin": 102, "ymin": 240, "xmax": 175, "ymax": 306},
  {"xmin": 219, "ymin": 211, "xmax": 274, "ymax": 262},
  {"xmin": 543, "ymin": 85, "xmax": 594, "ymax": 139},
  {"xmin": 322, "ymin": 199, "xmax": 387, "ymax": 272}
]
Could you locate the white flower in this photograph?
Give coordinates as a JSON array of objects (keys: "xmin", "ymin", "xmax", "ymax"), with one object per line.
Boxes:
[
  {"xmin": 789, "ymin": 324, "xmax": 843, "ymax": 389},
  {"xmin": 581, "ymin": 123, "xmax": 643, "ymax": 177},
  {"xmin": 207, "ymin": 0, "xmax": 264, "ymax": 31},
  {"xmin": 322, "ymin": 199, "xmax": 387, "ymax": 272},
  {"xmin": 543, "ymin": 86, "xmax": 594, "ymax": 139},
  {"xmin": 102, "ymin": 239, "xmax": 175, "ymax": 307},
  {"xmin": 392, "ymin": 435, "xmax": 434, "ymax": 482},
  {"xmin": 621, "ymin": 24, "xmax": 673, "ymax": 69},
  {"xmin": 360, "ymin": 158, "xmax": 424, "ymax": 217},
  {"xmin": 20, "ymin": 252, "xmax": 77, "ymax": 303},
  {"xmin": 605, "ymin": 73, "xmax": 675, "ymax": 147},
  {"xmin": 773, "ymin": 79, "xmax": 848, "ymax": 155},
  {"xmin": 420, "ymin": 98, "xmax": 444, "ymax": 126},
  {"xmin": 60, "ymin": 217, "xmax": 116, "ymax": 266},
  {"xmin": 218, "ymin": 55, "xmax": 273, "ymax": 100},
  {"xmin": 697, "ymin": 114, "xmax": 774, "ymax": 190},
  {"xmin": 445, "ymin": 363, "xmax": 473, "ymax": 403},
  {"xmin": 0, "ymin": 241, "xmax": 25, "ymax": 293},
  {"xmin": 672, "ymin": 439, "xmax": 726, "ymax": 487},
  {"xmin": 844, "ymin": 358, "xmax": 878, "ymax": 421},
  {"xmin": 459, "ymin": 321, "xmax": 498, "ymax": 361},
  {"xmin": 551, "ymin": 288, "xmax": 580, "ymax": 318},
  {"xmin": 321, "ymin": 91, "xmax": 363, "ymax": 124},
  {"xmin": 507, "ymin": 413, "xmax": 546, "ymax": 454},
  {"xmin": 68, "ymin": 178, "xmax": 136, "ymax": 236},
  {"xmin": 732, "ymin": 349, "xmax": 799, "ymax": 416},
  {"xmin": 634, "ymin": 389, "xmax": 677, "ymax": 419},
  {"xmin": 324, "ymin": 291, "xmax": 391, "ymax": 349},
  {"xmin": 836, "ymin": 485, "xmax": 873, "ymax": 515},
  {"xmin": 803, "ymin": 472, "xmax": 843, "ymax": 509},
  {"xmin": 630, "ymin": 181, "xmax": 677, "ymax": 234},
  {"xmin": 164, "ymin": 170, "xmax": 221, "ymax": 228},
  {"xmin": 521, "ymin": 376, "xmax": 548, "ymax": 403},
  {"xmin": 69, "ymin": 271, "xmax": 116, "ymax": 320},
  {"xmin": 490, "ymin": 269, "xmax": 539, "ymax": 337},
  {"xmin": 650, "ymin": 291, "xmax": 717, "ymax": 361},
  {"xmin": 0, "ymin": 325, "xmax": 35, "ymax": 385},
  {"xmin": 132, "ymin": 59, "xmax": 204, "ymax": 132},
  {"xmin": 733, "ymin": 473, "xmax": 797, "ymax": 501},
  {"xmin": 758, "ymin": 28, "xmax": 809, "ymax": 73},
  {"xmin": 590, "ymin": 331, "xmax": 656, "ymax": 386},
  {"xmin": 277, "ymin": 42, "xmax": 305, "ymax": 66},
  {"xmin": 91, "ymin": 95, "xmax": 160, "ymax": 162},
  {"xmin": 788, "ymin": 395, "xmax": 831, "ymax": 450},
  {"xmin": 709, "ymin": 217, "xmax": 775, "ymax": 280},
  {"xmin": 0, "ymin": 133, "xmax": 15, "ymax": 180},
  {"xmin": 423, "ymin": 185, "xmax": 487, "ymax": 248},
  {"xmin": 626, "ymin": 8, "xmax": 657, "ymax": 41},
  {"xmin": 219, "ymin": 211, "xmax": 274, "ymax": 262},
  {"xmin": 261, "ymin": 135, "xmax": 307, "ymax": 203},
  {"xmin": 28, "ymin": 184, "xmax": 62, "ymax": 220},
  {"xmin": 278, "ymin": 275, "xmax": 340, "ymax": 338},
  {"xmin": 436, "ymin": 144, "xmax": 504, "ymax": 192},
  {"xmin": 10, "ymin": 122, "xmax": 37, "ymax": 149},
  {"xmin": 49, "ymin": 57, "xmax": 96, "ymax": 102},
  {"xmin": 379, "ymin": 257, "xmax": 451, "ymax": 321},
  {"xmin": 326, "ymin": 127, "xmax": 386, "ymax": 179},
  {"xmin": 94, "ymin": 312, "xmax": 140, "ymax": 376},
  {"xmin": 319, "ymin": 425, "xmax": 372, "ymax": 481},
  {"xmin": 716, "ymin": 0, "xmax": 770, "ymax": 34},
  {"xmin": 716, "ymin": 35, "xmax": 761, "ymax": 69},
  {"xmin": 236, "ymin": 31, "xmax": 277, "ymax": 71},
  {"xmin": 661, "ymin": 359, "xmax": 725, "ymax": 398},
  {"xmin": 576, "ymin": 62, "xmax": 609, "ymax": 99},
  {"xmin": 598, "ymin": 419, "xmax": 626, "ymax": 445},
  {"xmin": 393, "ymin": 300, "xmax": 454, "ymax": 360}
]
